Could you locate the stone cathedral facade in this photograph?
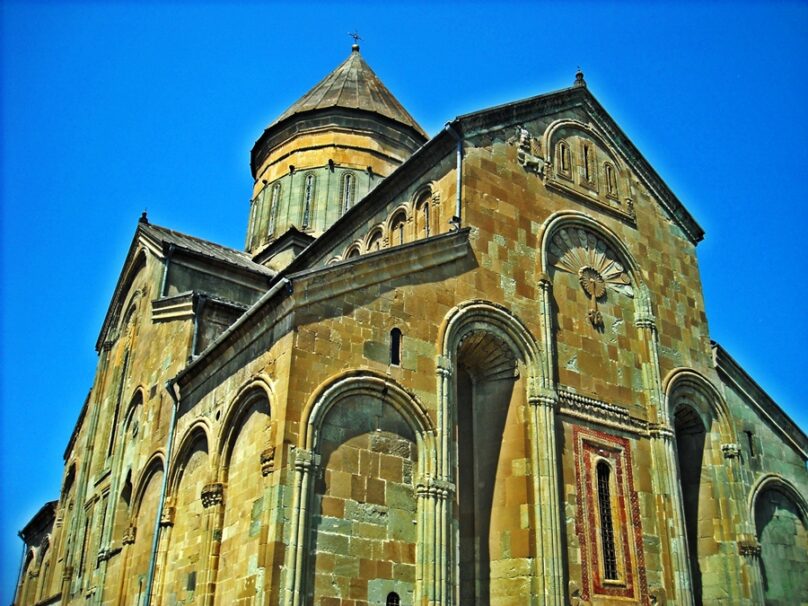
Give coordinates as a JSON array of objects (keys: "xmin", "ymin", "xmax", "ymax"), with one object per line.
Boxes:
[{"xmin": 14, "ymin": 46, "xmax": 808, "ymax": 606}]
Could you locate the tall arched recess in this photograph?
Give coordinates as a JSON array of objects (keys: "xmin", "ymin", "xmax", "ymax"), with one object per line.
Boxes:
[
  {"xmin": 284, "ymin": 371, "xmax": 436, "ymax": 606},
  {"xmin": 437, "ymin": 301, "xmax": 563, "ymax": 605},
  {"xmin": 666, "ymin": 369, "xmax": 739, "ymax": 606},
  {"xmin": 750, "ymin": 475, "xmax": 808, "ymax": 605}
]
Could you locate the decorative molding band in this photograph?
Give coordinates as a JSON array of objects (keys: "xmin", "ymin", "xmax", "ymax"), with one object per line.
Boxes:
[
  {"xmin": 152, "ymin": 293, "xmax": 195, "ymax": 323},
  {"xmin": 558, "ymin": 388, "xmax": 648, "ymax": 435},
  {"xmin": 201, "ymin": 482, "xmax": 224, "ymax": 508},
  {"xmin": 647, "ymin": 424, "xmax": 675, "ymax": 441},
  {"xmin": 721, "ymin": 443, "xmax": 741, "ymax": 459},
  {"xmin": 260, "ymin": 447, "xmax": 276, "ymax": 476},
  {"xmin": 634, "ymin": 313, "xmax": 657, "ymax": 330}
]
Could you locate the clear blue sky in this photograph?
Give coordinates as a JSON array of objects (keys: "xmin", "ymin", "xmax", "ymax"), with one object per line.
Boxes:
[{"xmin": 1, "ymin": 1, "xmax": 806, "ymax": 601}]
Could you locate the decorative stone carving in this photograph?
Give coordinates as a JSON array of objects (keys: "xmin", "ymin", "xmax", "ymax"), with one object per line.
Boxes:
[
  {"xmin": 649, "ymin": 587, "xmax": 667, "ymax": 605},
  {"xmin": 201, "ymin": 482, "xmax": 224, "ymax": 508},
  {"xmin": 62, "ymin": 565, "xmax": 74, "ymax": 581},
  {"xmin": 548, "ymin": 227, "xmax": 633, "ymax": 328},
  {"xmin": 160, "ymin": 505, "xmax": 175, "ymax": 527},
  {"xmin": 122, "ymin": 525, "xmax": 136, "ymax": 545},
  {"xmin": 516, "ymin": 126, "xmax": 545, "ymax": 176},
  {"xmin": 738, "ymin": 538, "xmax": 761, "ymax": 556},
  {"xmin": 721, "ymin": 443, "xmax": 741, "ymax": 459},
  {"xmin": 416, "ymin": 476, "xmax": 455, "ymax": 500},
  {"xmin": 260, "ymin": 446, "xmax": 276, "ymax": 476}
]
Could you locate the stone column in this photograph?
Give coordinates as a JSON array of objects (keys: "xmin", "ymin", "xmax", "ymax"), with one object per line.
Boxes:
[
  {"xmin": 738, "ymin": 538, "xmax": 765, "ymax": 604},
  {"xmin": 434, "ymin": 357, "xmax": 454, "ymax": 605},
  {"xmin": 282, "ymin": 448, "xmax": 319, "ymax": 606},
  {"xmin": 417, "ymin": 476, "xmax": 454, "ymax": 606},
  {"xmin": 635, "ymin": 295, "xmax": 694, "ymax": 606},
  {"xmin": 533, "ymin": 274, "xmax": 565, "ymax": 606},
  {"xmin": 200, "ymin": 482, "xmax": 225, "ymax": 606}
]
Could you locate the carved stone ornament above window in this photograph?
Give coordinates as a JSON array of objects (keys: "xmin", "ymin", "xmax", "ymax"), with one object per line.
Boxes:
[{"xmin": 549, "ymin": 227, "xmax": 633, "ymax": 328}]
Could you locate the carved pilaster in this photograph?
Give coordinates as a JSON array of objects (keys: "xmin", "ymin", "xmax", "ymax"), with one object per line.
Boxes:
[
  {"xmin": 201, "ymin": 482, "xmax": 224, "ymax": 508},
  {"xmin": 721, "ymin": 443, "xmax": 741, "ymax": 459},
  {"xmin": 648, "ymin": 423, "xmax": 675, "ymax": 441},
  {"xmin": 260, "ymin": 446, "xmax": 276, "ymax": 476},
  {"xmin": 97, "ymin": 547, "xmax": 110, "ymax": 563}
]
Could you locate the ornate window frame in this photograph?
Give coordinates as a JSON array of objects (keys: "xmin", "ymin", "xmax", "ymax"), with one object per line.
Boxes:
[
  {"xmin": 573, "ymin": 425, "xmax": 648, "ymax": 603},
  {"xmin": 340, "ymin": 171, "xmax": 356, "ymax": 214}
]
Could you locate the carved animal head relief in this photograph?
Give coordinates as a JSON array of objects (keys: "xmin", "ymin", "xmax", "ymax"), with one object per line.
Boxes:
[{"xmin": 548, "ymin": 227, "xmax": 633, "ymax": 328}]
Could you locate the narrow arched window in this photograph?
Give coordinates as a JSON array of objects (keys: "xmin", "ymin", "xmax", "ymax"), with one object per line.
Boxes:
[
  {"xmin": 582, "ymin": 142, "xmax": 593, "ymax": 183},
  {"xmin": 345, "ymin": 245, "xmax": 361, "ymax": 259},
  {"xmin": 367, "ymin": 229, "xmax": 383, "ymax": 251},
  {"xmin": 268, "ymin": 182, "xmax": 281, "ymax": 236},
  {"xmin": 558, "ymin": 140, "xmax": 571, "ymax": 175},
  {"xmin": 386, "ymin": 592, "xmax": 401, "ymax": 606},
  {"xmin": 342, "ymin": 172, "xmax": 355, "ymax": 213},
  {"xmin": 415, "ymin": 191, "xmax": 431, "ymax": 238},
  {"xmin": 597, "ymin": 461, "xmax": 618, "ymax": 580},
  {"xmin": 390, "ymin": 211, "xmax": 407, "ymax": 246},
  {"xmin": 390, "ymin": 328, "xmax": 402, "ymax": 365},
  {"xmin": 605, "ymin": 163, "xmax": 618, "ymax": 197},
  {"xmin": 302, "ymin": 174, "xmax": 315, "ymax": 229}
]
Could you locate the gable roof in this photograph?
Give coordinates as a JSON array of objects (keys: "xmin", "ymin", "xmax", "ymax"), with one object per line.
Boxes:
[
  {"xmin": 95, "ymin": 218, "xmax": 273, "ymax": 352},
  {"xmin": 140, "ymin": 222, "xmax": 274, "ymax": 277},
  {"xmin": 267, "ymin": 47, "xmax": 427, "ymax": 139}
]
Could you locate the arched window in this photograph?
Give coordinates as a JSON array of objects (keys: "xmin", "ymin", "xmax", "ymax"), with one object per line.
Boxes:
[
  {"xmin": 390, "ymin": 211, "xmax": 407, "ymax": 246},
  {"xmin": 390, "ymin": 328, "xmax": 402, "ymax": 365},
  {"xmin": 386, "ymin": 592, "xmax": 401, "ymax": 606},
  {"xmin": 596, "ymin": 461, "xmax": 618, "ymax": 580},
  {"xmin": 345, "ymin": 245, "xmax": 361, "ymax": 259},
  {"xmin": 582, "ymin": 142, "xmax": 595, "ymax": 184},
  {"xmin": 302, "ymin": 174, "xmax": 315, "ymax": 229},
  {"xmin": 415, "ymin": 191, "xmax": 431, "ymax": 238},
  {"xmin": 247, "ymin": 199, "xmax": 258, "ymax": 249},
  {"xmin": 341, "ymin": 172, "xmax": 355, "ymax": 213},
  {"xmin": 268, "ymin": 182, "xmax": 281, "ymax": 236},
  {"xmin": 367, "ymin": 229, "xmax": 383, "ymax": 252},
  {"xmin": 604, "ymin": 163, "xmax": 618, "ymax": 197},
  {"xmin": 557, "ymin": 140, "xmax": 572, "ymax": 177}
]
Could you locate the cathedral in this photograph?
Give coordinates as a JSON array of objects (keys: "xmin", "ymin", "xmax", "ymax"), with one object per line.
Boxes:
[{"xmin": 14, "ymin": 44, "xmax": 808, "ymax": 606}]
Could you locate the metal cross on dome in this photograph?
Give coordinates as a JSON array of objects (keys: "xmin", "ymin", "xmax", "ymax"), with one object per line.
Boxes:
[{"xmin": 348, "ymin": 31, "xmax": 362, "ymax": 46}]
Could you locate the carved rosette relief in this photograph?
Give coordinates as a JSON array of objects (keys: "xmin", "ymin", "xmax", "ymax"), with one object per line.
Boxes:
[{"xmin": 549, "ymin": 227, "xmax": 633, "ymax": 328}]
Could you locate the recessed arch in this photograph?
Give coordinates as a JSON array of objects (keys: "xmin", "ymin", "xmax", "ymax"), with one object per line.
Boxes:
[
  {"xmin": 167, "ymin": 422, "xmax": 211, "ymax": 497},
  {"xmin": 300, "ymin": 369, "xmax": 435, "ymax": 460},
  {"xmin": 664, "ymin": 368, "xmax": 734, "ymax": 442},
  {"xmin": 217, "ymin": 376, "xmax": 273, "ymax": 471},
  {"xmin": 130, "ymin": 451, "xmax": 165, "ymax": 519},
  {"xmin": 749, "ymin": 474, "xmax": 808, "ymax": 523},
  {"xmin": 366, "ymin": 225, "xmax": 384, "ymax": 252},
  {"xmin": 438, "ymin": 300, "xmax": 541, "ymax": 374},
  {"xmin": 542, "ymin": 118, "xmax": 628, "ymax": 174},
  {"xmin": 539, "ymin": 211, "xmax": 641, "ymax": 284}
]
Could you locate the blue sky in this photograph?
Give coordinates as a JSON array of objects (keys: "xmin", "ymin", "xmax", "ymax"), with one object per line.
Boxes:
[{"xmin": 1, "ymin": 1, "xmax": 806, "ymax": 601}]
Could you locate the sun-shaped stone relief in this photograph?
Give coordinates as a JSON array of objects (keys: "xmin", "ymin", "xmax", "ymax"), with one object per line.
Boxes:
[{"xmin": 548, "ymin": 227, "xmax": 633, "ymax": 328}]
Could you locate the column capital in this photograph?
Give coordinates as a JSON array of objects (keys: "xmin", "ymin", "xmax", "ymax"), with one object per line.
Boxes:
[
  {"xmin": 122, "ymin": 525, "xmax": 136, "ymax": 545},
  {"xmin": 721, "ymin": 443, "xmax": 741, "ymax": 459},
  {"xmin": 528, "ymin": 388, "xmax": 557, "ymax": 409},
  {"xmin": 538, "ymin": 272, "xmax": 553, "ymax": 290},
  {"xmin": 293, "ymin": 447, "xmax": 320, "ymax": 472},
  {"xmin": 160, "ymin": 505, "xmax": 175, "ymax": 527},
  {"xmin": 737, "ymin": 538, "xmax": 761, "ymax": 557},
  {"xmin": 436, "ymin": 355, "xmax": 453, "ymax": 377},
  {"xmin": 201, "ymin": 482, "xmax": 224, "ymax": 508},
  {"xmin": 648, "ymin": 423, "xmax": 675, "ymax": 441},
  {"xmin": 634, "ymin": 313, "xmax": 657, "ymax": 330},
  {"xmin": 416, "ymin": 476, "xmax": 455, "ymax": 500}
]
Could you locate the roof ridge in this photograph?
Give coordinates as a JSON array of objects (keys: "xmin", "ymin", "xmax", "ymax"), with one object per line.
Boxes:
[{"xmin": 144, "ymin": 222, "xmax": 251, "ymax": 258}]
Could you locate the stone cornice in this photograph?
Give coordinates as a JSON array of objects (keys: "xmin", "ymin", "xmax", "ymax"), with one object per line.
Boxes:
[
  {"xmin": 557, "ymin": 387, "xmax": 649, "ymax": 435},
  {"xmin": 712, "ymin": 341, "xmax": 808, "ymax": 459}
]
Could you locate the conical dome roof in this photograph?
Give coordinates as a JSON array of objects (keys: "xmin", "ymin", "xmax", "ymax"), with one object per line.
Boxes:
[{"xmin": 268, "ymin": 47, "xmax": 427, "ymax": 138}]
